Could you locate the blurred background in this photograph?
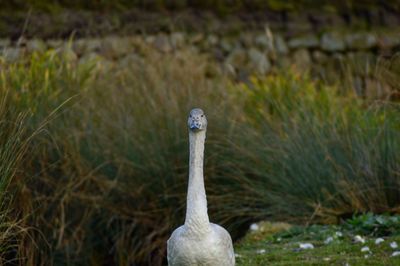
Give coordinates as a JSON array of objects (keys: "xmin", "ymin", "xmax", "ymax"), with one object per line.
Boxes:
[{"xmin": 0, "ymin": 1, "xmax": 399, "ymax": 265}]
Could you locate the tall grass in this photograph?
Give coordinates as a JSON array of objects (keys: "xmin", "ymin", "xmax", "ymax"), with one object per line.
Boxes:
[
  {"xmin": 0, "ymin": 49, "xmax": 94, "ymax": 264},
  {"xmin": 0, "ymin": 91, "xmax": 30, "ymax": 264},
  {"xmin": 1, "ymin": 44, "xmax": 248, "ymax": 264},
  {"xmin": 0, "ymin": 42, "xmax": 399, "ymax": 265},
  {"xmin": 237, "ymin": 72, "xmax": 400, "ymax": 223}
]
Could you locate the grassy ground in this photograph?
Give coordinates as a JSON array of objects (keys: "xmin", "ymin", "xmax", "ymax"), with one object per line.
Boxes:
[{"xmin": 236, "ymin": 218, "xmax": 400, "ymax": 265}]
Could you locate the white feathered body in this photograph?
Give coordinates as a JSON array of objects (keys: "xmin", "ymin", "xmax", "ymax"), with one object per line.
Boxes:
[{"xmin": 167, "ymin": 223, "xmax": 235, "ymax": 266}]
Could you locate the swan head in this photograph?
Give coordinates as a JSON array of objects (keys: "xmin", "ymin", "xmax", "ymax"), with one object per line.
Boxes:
[{"xmin": 188, "ymin": 108, "xmax": 207, "ymax": 132}]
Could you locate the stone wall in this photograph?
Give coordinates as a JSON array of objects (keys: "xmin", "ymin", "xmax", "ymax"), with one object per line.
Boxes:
[
  {"xmin": 2, "ymin": 28, "xmax": 399, "ymax": 76},
  {"xmin": 2, "ymin": 8, "xmax": 400, "ymax": 93}
]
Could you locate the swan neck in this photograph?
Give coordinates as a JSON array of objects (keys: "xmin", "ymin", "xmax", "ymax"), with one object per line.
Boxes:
[{"xmin": 185, "ymin": 130, "xmax": 209, "ymax": 232}]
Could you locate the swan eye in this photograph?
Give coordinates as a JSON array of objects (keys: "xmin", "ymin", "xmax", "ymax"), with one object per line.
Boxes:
[{"xmin": 201, "ymin": 115, "xmax": 204, "ymax": 117}]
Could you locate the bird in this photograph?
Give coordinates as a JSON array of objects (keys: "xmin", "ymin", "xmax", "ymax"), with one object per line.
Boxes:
[{"xmin": 167, "ymin": 108, "xmax": 235, "ymax": 266}]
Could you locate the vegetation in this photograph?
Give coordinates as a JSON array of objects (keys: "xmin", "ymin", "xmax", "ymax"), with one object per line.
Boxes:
[
  {"xmin": 0, "ymin": 1, "xmax": 393, "ymax": 39},
  {"xmin": 344, "ymin": 213, "xmax": 400, "ymax": 236},
  {"xmin": 1, "ymin": 0, "xmax": 397, "ymax": 13},
  {"xmin": 0, "ymin": 95, "xmax": 28, "ymax": 264},
  {"xmin": 0, "ymin": 39, "xmax": 399, "ymax": 265},
  {"xmin": 236, "ymin": 217, "xmax": 400, "ymax": 265},
  {"xmin": 237, "ymin": 73, "xmax": 400, "ymax": 223}
]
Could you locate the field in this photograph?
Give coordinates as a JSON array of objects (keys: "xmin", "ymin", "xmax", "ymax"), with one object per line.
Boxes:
[{"xmin": 0, "ymin": 36, "xmax": 399, "ymax": 265}]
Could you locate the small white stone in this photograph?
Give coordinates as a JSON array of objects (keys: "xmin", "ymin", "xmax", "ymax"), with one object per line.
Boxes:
[
  {"xmin": 299, "ymin": 243, "xmax": 314, "ymax": 249},
  {"xmin": 361, "ymin": 246, "xmax": 370, "ymax": 252},
  {"xmin": 323, "ymin": 257, "xmax": 331, "ymax": 261},
  {"xmin": 256, "ymin": 249, "xmax": 266, "ymax": 254},
  {"xmin": 324, "ymin": 237, "xmax": 334, "ymax": 244},
  {"xmin": 354, "ymin": 235, "xmax": 366, "ymax": 244},
  {"xmin": 250, "ymin": 223, "xmax": 259, "ymax": 231},
  {"xmin": 390, "ymin": 242, "xmax": 398, "ymax": 249},
  {"xmin": 391, "ymin": 251, "xmax": 400, "ymax": 257},
  {"xmin": 335, "ymin": 231, "xmax": 343, "ymax": 237},
  {"xmin": 234, "ymin": 253, "xmax": 242, "ymax": 258},
  {"xmin": 276, "ymin": 237, "xmax": 282, "ymax": 242},
  {"xmin": 375, "ymin": 238, "xmax": 384, "ymax": 245},
  {"xmin": 364, "ymin": 254, "xmax": 370, "ymax": 259}
]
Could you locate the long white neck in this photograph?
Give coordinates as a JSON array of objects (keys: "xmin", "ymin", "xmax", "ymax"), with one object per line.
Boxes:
[{"xmin": 184, "ymin": 130, "xmax": 210, "ymax": 233}]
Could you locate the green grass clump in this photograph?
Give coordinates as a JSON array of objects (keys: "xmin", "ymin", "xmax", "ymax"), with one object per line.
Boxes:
[
  {"xmin": 0, "ymin": 49, "xmax": 95, "ymax": 264},
  {"xmin": 0, "ymin": 41, "xmax": 399, "ymax": 265},
  {"xmin": 345, "ymin": 213, "xmax": 400, "ymax": 236},
  {"xmin": 234, "ymin": 72, "xmax": 400, "ymax": 223}
]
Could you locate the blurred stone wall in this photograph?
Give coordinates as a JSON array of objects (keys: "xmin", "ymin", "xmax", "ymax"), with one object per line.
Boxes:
[{"xmin": 1, "ymin": 7, "xmax": 400, "ymax": 91}]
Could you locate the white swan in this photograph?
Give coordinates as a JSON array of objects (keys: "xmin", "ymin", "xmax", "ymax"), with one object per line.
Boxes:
[{"xmin": 167, "ymin": 108, "xmax": 235, "ymax": 266}]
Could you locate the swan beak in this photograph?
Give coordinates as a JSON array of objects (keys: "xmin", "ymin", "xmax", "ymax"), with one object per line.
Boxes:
[{"xmin": 189, "ymin": 122, "xmax": 201, "ymax": 130}]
